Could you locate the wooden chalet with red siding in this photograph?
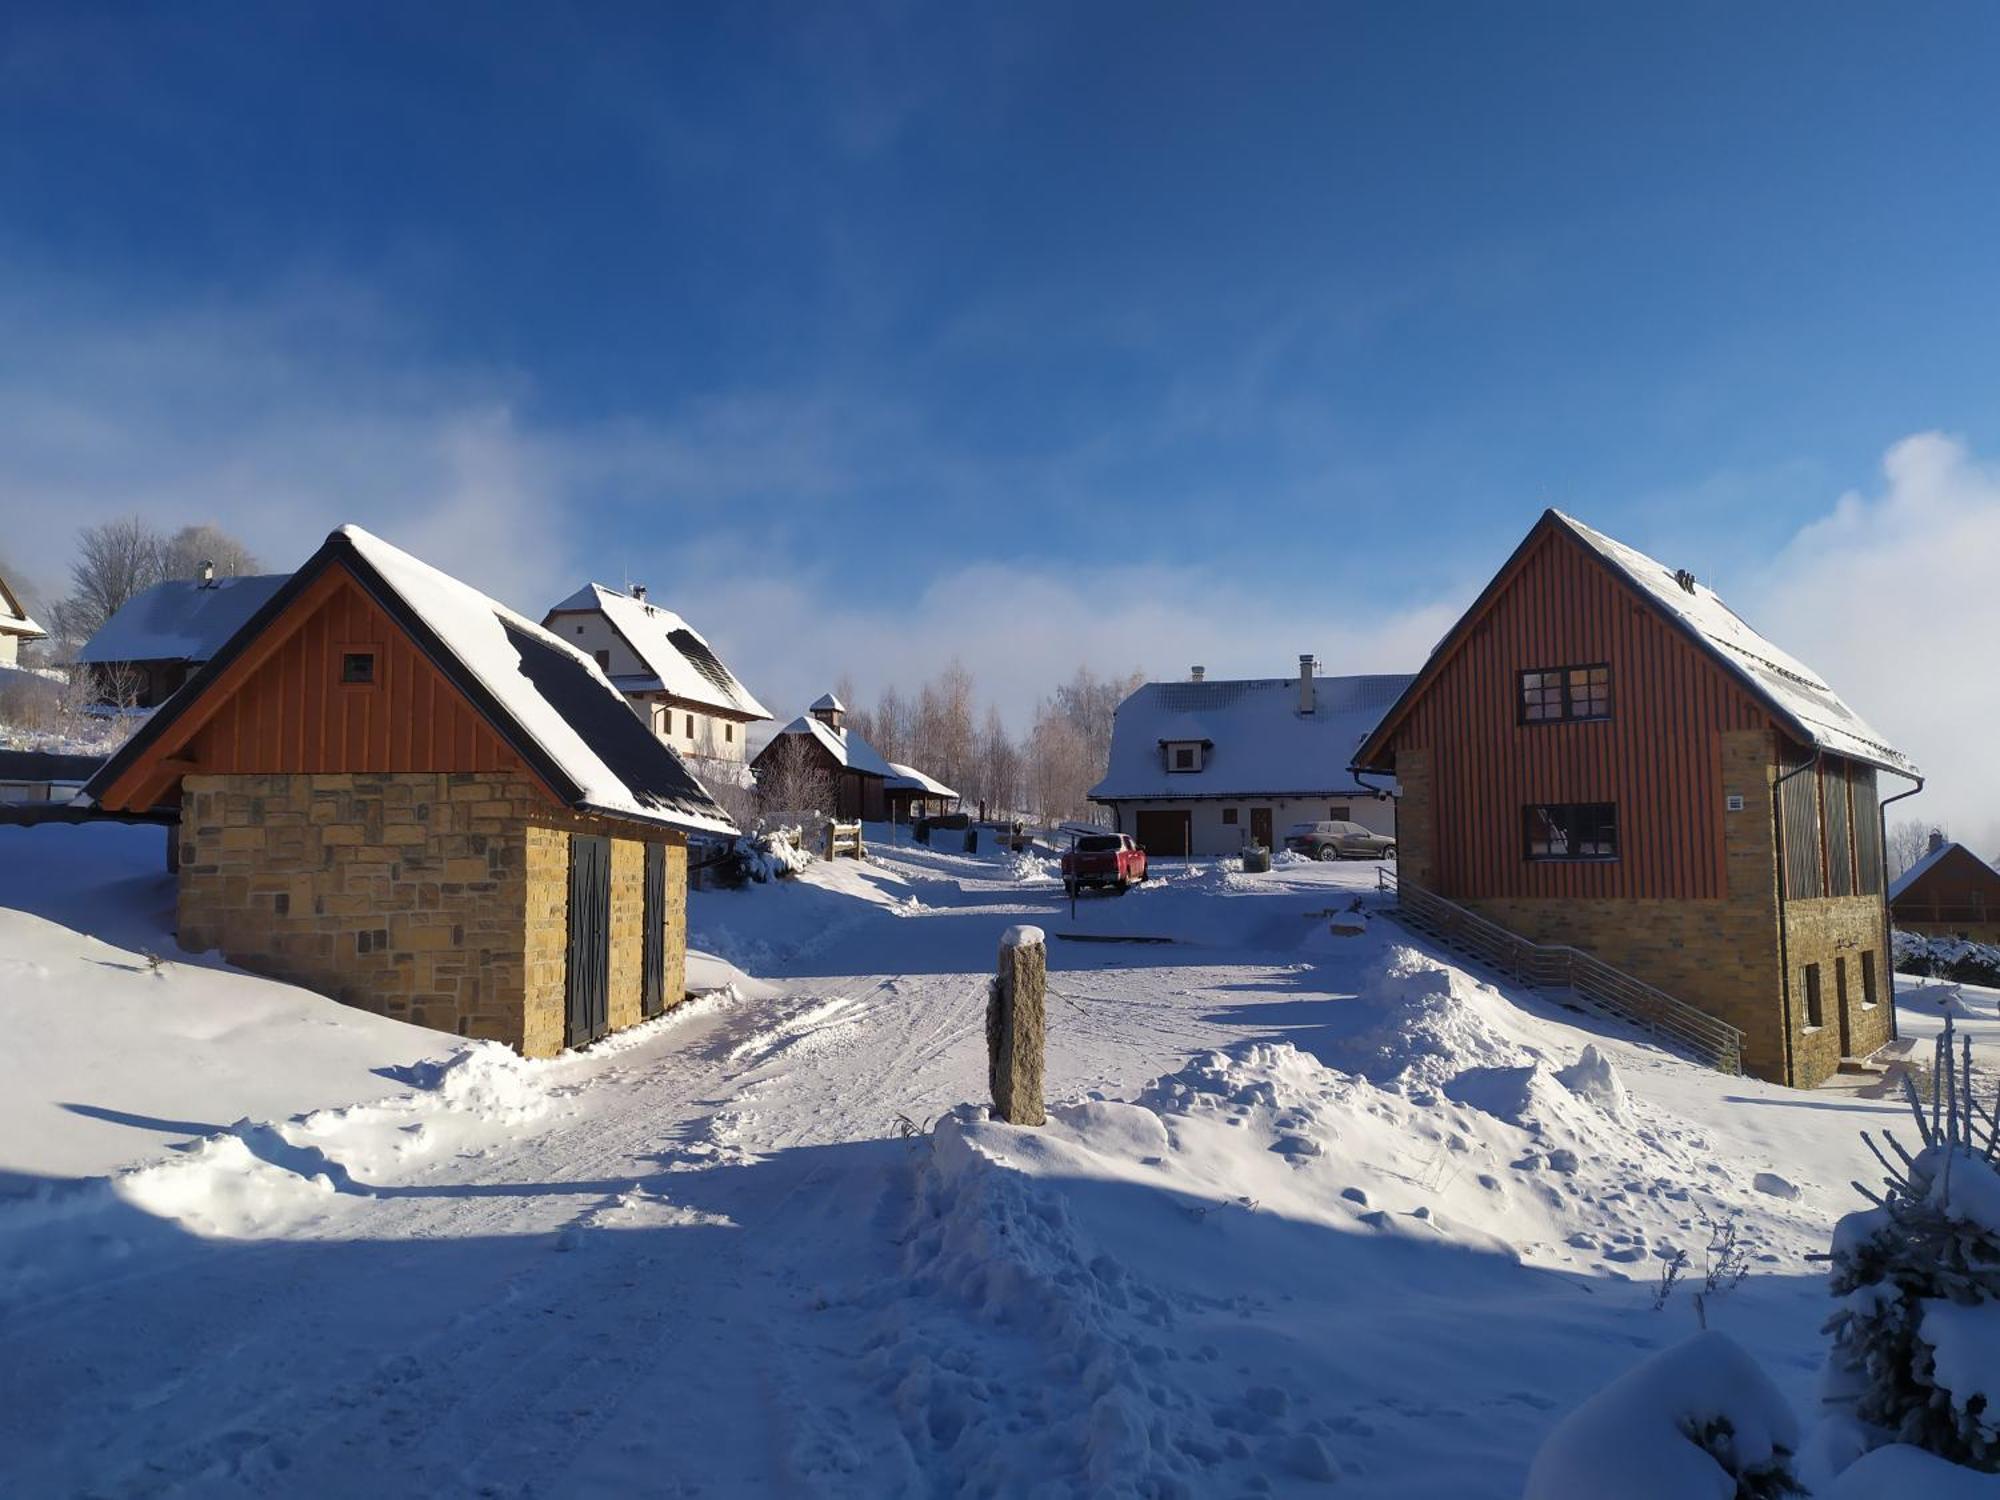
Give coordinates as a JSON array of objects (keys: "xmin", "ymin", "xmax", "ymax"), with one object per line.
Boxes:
[
  {"xmin": 1353, "ymin": 509, "xmax": 1919, "ymax": 1088},
  {"xmin": 84, "ymin": 525, "xmax": 735, "ymax": 1057}
]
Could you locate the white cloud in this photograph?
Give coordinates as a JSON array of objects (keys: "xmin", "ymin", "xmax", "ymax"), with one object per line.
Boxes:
[{"xmin": 1754, "ymin": 431, "xmax": 2000, "ymax": 856}]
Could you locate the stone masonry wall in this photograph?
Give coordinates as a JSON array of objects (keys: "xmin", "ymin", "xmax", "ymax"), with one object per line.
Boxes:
[
  {"xmin": 179, "ymin": 771, "xmax": 539, "ymax": 1046},
  {"xmin": 1784, "ymin": 897, "xmax": 1896, "ymax": 1088},
  {"xmin": 181, "ymin": 772, "xmax": 694, "ymax": 1059}
]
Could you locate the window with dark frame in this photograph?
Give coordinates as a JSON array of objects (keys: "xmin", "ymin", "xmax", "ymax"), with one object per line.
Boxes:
[
  {"xmin": 341, "ymin": 651, "xmax": 376, "ymax": 685},
  {"xmin": 1173, "ymin": 746, "xmax": 1196, "ymax": 771},
  {"xmin": 594, "ymin": 649, "xmax": 610, "ymax": 672},
  {"xmin": 685, "ymin": 713, "xmax": 695, "ymax": 738},
  {"xmin": 725, "ymin": 723, "xmax": 734, "ymax": 743},
  {"xmin": 1330, "ymin": 804, "xmax": 1351, "ymax": 820},
  {"xmin": 1519, "ymin": 663, "xmax": 1611, "ymax": 723},
  {"xmin": 1861, "ymin": 953, "xmax": 1878, "ymax": 1008},
  {"xmin": 1804, "ymin": 963, "xmax": 1824, "ymax": 1029},
  {"xmin": 1523, "ymin": 802, "xmax": 1618, "ymax": 860},
  {"xmin": 1222, "ymin": 808, "xmax": 1238, "ymax": 825}
]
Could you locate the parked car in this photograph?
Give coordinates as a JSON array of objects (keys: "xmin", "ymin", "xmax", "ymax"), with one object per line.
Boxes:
[
  {"xmin": 1283, "ymin": 820, "xmax": 1396, "ymax": 861},
  {"xmin": 1062, "ymin": 832, "xmax": 1148, "ymax": 896}
]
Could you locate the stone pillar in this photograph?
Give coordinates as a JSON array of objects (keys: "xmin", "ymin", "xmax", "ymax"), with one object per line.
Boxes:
[{"xmin": 988, "ymin": 925, "xmax": 1047, "ymax": 1126}]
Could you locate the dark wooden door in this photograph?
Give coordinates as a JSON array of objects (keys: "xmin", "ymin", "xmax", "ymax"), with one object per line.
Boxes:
[
  {"xmin": 1250, "ymin": 808, "xmax": 1274, "ymax": 849},
  {"xmin": 1835, "ymin": 957, "xmax": 1852, "ymax": 1057},
  {"xmin": 565, "ymin": 834, "xmax": 612, "ymax": 1048},
  {"xmin": 642, "ymin": 842, "xmax": 666, "ymax": 1019},
  {"xmin": 1134, "ymin": 810, "xmax": 1190, "ymax": 858}
]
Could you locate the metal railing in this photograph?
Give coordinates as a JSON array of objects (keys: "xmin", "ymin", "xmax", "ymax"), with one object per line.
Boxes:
[{"xmin": 1374, "ymin": 867, "xmax": 1744, "ymax": 1074}]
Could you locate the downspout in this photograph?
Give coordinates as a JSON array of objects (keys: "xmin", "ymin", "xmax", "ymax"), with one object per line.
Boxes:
[
  {"xmin": 1878, "ymin": 771, "xmax": 1926, "ymax": 1041},
  {"xmin": 1771, "ymin": 746, "xmax": 1822, "ymax": 1085},
  {"xmin": 1352, "ymin": 766, "xmax": 1399, "ymax": 877}
]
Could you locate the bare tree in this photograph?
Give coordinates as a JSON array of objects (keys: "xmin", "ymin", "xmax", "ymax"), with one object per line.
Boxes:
[
  {"xmin": 1888, "ymin": 819, "xmax": 1935, "ymax": 879},
  {"xmin": 64, "ymin": 517, "xmax": 164, "ymax": 642},
  {"xmin": 754, "ymin": 734, "xmax": 839, "ymax": 838},
  {"xmin": 975, "ymin": 704, "xmax": 1020, "ymax": 816},
  {"xmin": 872, "ymin": 683, "xmax": 910, "ymax": 765},
  {"xmin": 1026, "ymin": 703, "xmax": 1101, "ymax": 826},
  {"xmin": 159, "ymin": 524, "xmax": 259, "ymax": 582}
]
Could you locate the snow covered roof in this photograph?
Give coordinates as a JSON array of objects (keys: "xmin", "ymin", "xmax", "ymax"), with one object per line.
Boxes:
[
  {"xmin": 88, "ymin": 528, "xmax": 735, "ymax": 836},
  {"xmin": 0, "ymin": 572, "xmax": 44, "ymax": 639},
  {"xmin": 1092, "ymin": 673, "xmax": 1415, "ymax": 802},
  {"xmin": 1888, "ymin": 841, "xmax": 1998, "ymax": 902},
  {"xmin": 77, "ymin": 574, "xmax": 289, "ymax": 665},
  {"xmin": 886, "ymin": 761, "xmax": 958, "ymax": 799},
  {"xmin": 1554, "ymin": 512, "xmax": 1915, "ymax": 776},
  {"xmin": 810, "ymin": 691, "xmax": 844, "ymax": 713},
  {"xmin": 544, "ymin": 583, "xmax": 771, "ymax": 721},
  {"xmin": 1357, "ymin": 510, "xmax": 1918, "ymax": 780},
  {"xmin": 765, "ymin": 712, "xmax": 895, "ymax": 779}
]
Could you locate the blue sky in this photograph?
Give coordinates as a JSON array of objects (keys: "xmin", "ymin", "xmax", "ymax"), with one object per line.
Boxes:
[{"xmin": 3, "ymin": 3, "xmax": 1998, "ymax": 837}]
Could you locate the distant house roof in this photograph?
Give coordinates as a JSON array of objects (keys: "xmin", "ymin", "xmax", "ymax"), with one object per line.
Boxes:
[
  {"xmin": 78, "ymin": 574, "xmax": 290, "ymax": 666},
  {"xmin": 763, "ymin": 711, "xmax": 895, "ymax": 779},
  {"xmin": 1092, "ymin": 673, "xmax": 1415, "ymax": 803},
  {"xmin": 1356, "ymin": 511, "xmax": 1915, "ymax": 778},
  {"xmin": 886, "ymin": 761, "xmax": 958, "ymax": 799},
  {"xmin": 0, "ymin": 572, "xmax": 44, "ymax": 640},
  {"xmin": 544, "ymin": 583, "xmax": 771, "ymax": 721},
  {"xmin": 87, "ymin": 528, "xmax": 735, "ymax": 836},
  {"xmin": 1889, "ymin": 841, "xmax": 1999, "ymax": 903}
]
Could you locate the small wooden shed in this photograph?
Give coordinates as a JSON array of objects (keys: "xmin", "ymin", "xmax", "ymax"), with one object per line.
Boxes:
[
  {"xmin": 1890, "ymin": 839, "xmax": 2000, "ymax": 944},
  {"xmin": 83, "ymin": 525, "xmax": 736, "ymax": 1056}
]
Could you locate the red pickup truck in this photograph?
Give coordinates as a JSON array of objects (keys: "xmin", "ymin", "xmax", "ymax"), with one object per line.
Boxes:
[{"xmin": 1061, "ymin": 833, "xmax": 1148, "ymax": 897}]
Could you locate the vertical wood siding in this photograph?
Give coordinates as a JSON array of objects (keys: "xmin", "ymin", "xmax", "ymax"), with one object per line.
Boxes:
[
  {"xmin": 1393, "ymin": 529, "xmax": 1772, "ymax": 901},
  {"xmin": 1823, "ymin": 760, "xmax": 1855, "ymax": 897},
  {"xmin": 1778, "ymin": 742, "xmax": 1823, "ymax": 901},
  {"xmin": 179, "ymin": 571, "xmax": 520, "ymax": 779},
  {"xmin": 1851, "ymin": 765, "xmax": 1883, "ymax": 897}
]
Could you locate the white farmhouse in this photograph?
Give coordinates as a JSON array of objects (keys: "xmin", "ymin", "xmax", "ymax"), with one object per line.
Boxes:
[
  {"xmin": 0, "ymin": 570, "xmax": 45, "ymax": 669},
  {"xmin": 542, "ymin": 584, "xmax": 771, "ymax": 770},
  {"xmin": 1091, "ymin": 658, "xmax": 1415, "ymax": 857}
]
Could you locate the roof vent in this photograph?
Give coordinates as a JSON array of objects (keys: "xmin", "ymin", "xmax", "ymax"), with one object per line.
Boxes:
[
  {"xmin": 1673, "ymin": 568, "xmax": 1697, "ymax": 594},
  {"xmin": 1190, "ymin": 665, "xmax": 1205, "ymax": 683}
]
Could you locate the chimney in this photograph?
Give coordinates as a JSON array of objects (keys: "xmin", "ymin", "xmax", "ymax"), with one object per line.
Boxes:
[
  {"xmin": 631, "ymin": 583, "xmax": 647, "ymax": 602},
  {"xmin": 198, "ymin": 559, "xmax": 216, "ymax": 588},
  {"xmin": 1298, "ymin": 654, "xmax": 1317, "ymax": 714},
  {"xmin": 1190, "ymin": 666, "xmax": 1205, "ymax": 683},
  {"xmin": 1928, "ymin": 828, "xmax": 1948, "ymax": 855}
]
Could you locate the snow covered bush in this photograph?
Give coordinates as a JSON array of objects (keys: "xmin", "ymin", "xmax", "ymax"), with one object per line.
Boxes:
[
  {"xmin": 1823, "ymin": 1018, "xmax": 2000, "ymax": 1474},
  {"xmin": 1895, "ymin": 931, "xmax": 2000, "ymax": 989},
  {"xmin": 1525, "ymin": 1330, "xmax": 1802, "ymax": 1499},
  {"xmin": 711, "ymin": 826, "xmax": 813, "ymax": 887}
]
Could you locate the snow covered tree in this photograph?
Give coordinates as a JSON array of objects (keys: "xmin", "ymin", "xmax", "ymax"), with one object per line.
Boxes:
[
  {"xmin": 1823, "ymin": 1018, "xmax": 2000, "ymax": 1473},
  {"xmin": 159, "ymin": 523, "xmax": 259, "ymax": 582}
]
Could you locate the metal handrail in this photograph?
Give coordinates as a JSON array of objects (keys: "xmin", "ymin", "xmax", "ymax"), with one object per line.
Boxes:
[{"xmin": 1376, "ymin": 874, "xmax": 1745, "ymax": 1074}]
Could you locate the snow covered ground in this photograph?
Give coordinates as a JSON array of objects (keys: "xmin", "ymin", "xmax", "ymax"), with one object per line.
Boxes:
[{"xmin": 0, "ymin": 821, "xmax": 1978, "ymax": 1494}]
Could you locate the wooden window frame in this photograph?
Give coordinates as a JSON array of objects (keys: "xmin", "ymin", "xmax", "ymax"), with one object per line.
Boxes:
[
  {"xmin": 1523, "ymin": 802, "xmax": 1619, "ymax": 862},
  {"xmin": 339, "ymin": 648, "xmax": 378, "ymax": 687},
  {"xmin": 1518, "ymin": 662, "xmax": 1612, "ymax": 725},
  {"xmin": 1222, "ymin": 807, "xmax": 1238, "ymax": 825},
  {"xmin": 1168, "ymin": 743, "xmax": 1201, "ymax": 773}
]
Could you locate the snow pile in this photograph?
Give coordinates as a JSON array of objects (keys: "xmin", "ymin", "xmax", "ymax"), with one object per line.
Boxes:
[
  {"xmin": 716, "ymin": 825, "xmax": 814, "ymax": 885},
  {"xmin": 1524, "ymin": 1331, "xmax": 1801, "ymax": 1500},
  {"xmin": 1007, "ymin": 849, "xmax": 1059, "ymax": 884}
]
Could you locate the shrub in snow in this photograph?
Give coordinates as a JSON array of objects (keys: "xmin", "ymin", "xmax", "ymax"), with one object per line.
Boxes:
[
  {"xmin": 1895, "ymin": 930, "xmax": 2000, "ymax": 989},
  {"xmin": 1823, "ymin": 1017, "xmax": 2000, "ymax": 1474},
  {"xmin": 1524, "ymin": 1330, "xmax": 1803, "ymax": 1500},
  {"xmin": 712, "ymin": 826, "xmax": 813, "ymax": 887}
]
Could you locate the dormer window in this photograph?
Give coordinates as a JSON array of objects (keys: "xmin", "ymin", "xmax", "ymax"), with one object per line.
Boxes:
[{"xmin": 1165, "ymin": 740, "xmax": 1206, "ymax": 773}]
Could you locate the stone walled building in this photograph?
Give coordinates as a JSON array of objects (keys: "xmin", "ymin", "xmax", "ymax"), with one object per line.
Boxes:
[
  {"xmin": 84, "ymin": 526, "xmax": 734, "ymax": 1056},
  {"xmin": 1353, "ymin": 509, "xmax": 1919, "ymax": 1088}
]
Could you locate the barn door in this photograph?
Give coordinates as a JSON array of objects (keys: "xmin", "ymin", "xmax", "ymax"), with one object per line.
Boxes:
[
  {"xmin": 565, "ymin": 834, "xmax": 612, "ymax": 1048},
  {"xmin": 642, "ymin": 842, "xmax": 666, "ymax": 1019}
]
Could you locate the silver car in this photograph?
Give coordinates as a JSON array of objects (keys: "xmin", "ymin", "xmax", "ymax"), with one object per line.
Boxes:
[{"xmin": 1283, "ymin": 820, "xmax": 1396, "ymax": 861}]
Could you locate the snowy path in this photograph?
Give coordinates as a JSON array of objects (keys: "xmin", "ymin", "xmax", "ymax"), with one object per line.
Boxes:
[{"xmin": 0, "ymin": 831, "xmax": 1930, "ymax": 1495}]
